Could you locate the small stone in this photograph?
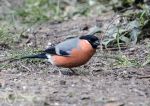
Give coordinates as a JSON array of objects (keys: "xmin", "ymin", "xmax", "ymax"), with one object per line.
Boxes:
[
  {"xmin": 54, "ymin": 102, "xmax": 59, "ymax": 106},
  {"xmin": 59, "ymin": 80, "xmax": 66, "ymax": 85},
  {"xmin": 81, "ymin": 95, "xmax": 90, "ymax": 100},
  {"xmin": 71, "ymin": 84, "xmax": 75, "ymax": 87},
  {"xmin": 53, "ymin": 91, "xmax": 58, "ymax": 94},
  {"xmin": 22, "ymin": 86, "xmax": 27, "ymax": 90}
]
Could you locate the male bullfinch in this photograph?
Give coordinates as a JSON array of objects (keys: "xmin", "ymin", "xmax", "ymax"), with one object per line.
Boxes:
[{"xmin": 16, "ymin": 35, "xmax": 100, "ymax": 74}]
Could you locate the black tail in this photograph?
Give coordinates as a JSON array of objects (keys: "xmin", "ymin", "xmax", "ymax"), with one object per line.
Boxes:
[
  {"xmin": 0, "ymin": 53, "xmax": 48, "ymax": 63},
  {"xmin": 20, "ymin": 53, "xmax": 48, "ymax": 59}
]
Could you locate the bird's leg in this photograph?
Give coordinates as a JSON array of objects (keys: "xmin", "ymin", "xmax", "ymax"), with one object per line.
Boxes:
[
  {"xmin": 58, "ymin": 70, "xmax": 63, "ymax": 76},
  {"xmin": 69, "ymin": 68, "xmax": 78, "ymax": 75}
]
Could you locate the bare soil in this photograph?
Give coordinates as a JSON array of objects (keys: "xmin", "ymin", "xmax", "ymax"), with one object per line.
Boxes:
[{"xmin": 0, "ymin": 1, "xmax": 150, "ymax": 105}]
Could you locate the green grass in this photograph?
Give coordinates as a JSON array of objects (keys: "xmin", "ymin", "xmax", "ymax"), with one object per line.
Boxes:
[
  {"xmin": 15, "ymin": 0, "xmax": 83, "ymax": 24},
  {"xmin": 0, "ymin": 26, "xmax": 13, "ymax": 44},
  {"xmin": 113, "ymin": 54, "xmax": 140, "ymax": 68},
  {"xmin": 0, "ymin": 24, "xmax": 24, "ymax": 47}
]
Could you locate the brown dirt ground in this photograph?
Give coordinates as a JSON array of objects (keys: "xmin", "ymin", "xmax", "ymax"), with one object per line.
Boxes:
[
  {"xmin": 0, "ymin": 1, "xmax": 150, "ymax": 105},
  {"xmin": 0, "ymin": 16, "xmax": 150, "ymax": 106}
]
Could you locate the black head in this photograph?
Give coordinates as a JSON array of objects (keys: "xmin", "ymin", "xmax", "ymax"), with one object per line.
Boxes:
[{"xmin": 79, "ymin": 35, "xmax": 100, "ymax": 49}]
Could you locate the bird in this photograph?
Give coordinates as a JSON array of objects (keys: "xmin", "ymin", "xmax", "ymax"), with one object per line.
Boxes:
[{"xmin": 2, "ymin": 34, "xmax": 100, "ymax": 75}]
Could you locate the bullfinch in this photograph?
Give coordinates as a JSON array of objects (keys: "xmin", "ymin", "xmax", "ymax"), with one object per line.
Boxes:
[{"xmin": 5, "ymin": 35, "xmax": 100, "ymax": 74}]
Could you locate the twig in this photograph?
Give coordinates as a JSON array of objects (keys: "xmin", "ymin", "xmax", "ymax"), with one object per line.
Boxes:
[
  {"xmin": 19, "ymin": 63, "xmax": 32, "ymax": 72},
  {"xmin": 103, "ymin": 14, "xmax": 119, "ymax": 34},
  {"xmin": 117, "ymin": 26, "xmax": 121, "ymax": 52},
  {"xmin": 137, "ymin": 75, "xmax": 150, "ymax": 79}
]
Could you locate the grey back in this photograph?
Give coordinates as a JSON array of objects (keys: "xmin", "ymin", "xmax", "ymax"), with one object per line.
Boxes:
[{"xmin": 55, "ymin": 37, "xmax": 80, "ymax": 55}]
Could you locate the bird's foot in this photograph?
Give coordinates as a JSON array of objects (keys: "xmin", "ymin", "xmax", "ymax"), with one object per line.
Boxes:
[
  {"xmin": 52, "ymin": 69, "xmax": 79, "ymax": 76},
  {"xmin": 60, "ymin": 71, "xmax": 78, "ymax": 76}
]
